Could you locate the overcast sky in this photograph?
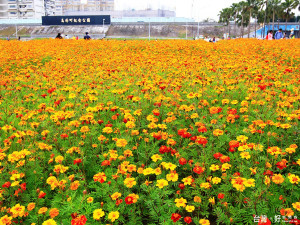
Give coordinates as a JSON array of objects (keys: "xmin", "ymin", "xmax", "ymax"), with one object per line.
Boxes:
[{"xmin": 114, "ymin": 0, "xmax": 242, "ymax": 21}]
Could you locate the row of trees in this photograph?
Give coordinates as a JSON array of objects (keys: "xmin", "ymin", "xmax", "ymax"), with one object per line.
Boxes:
[{"xmin": 219, "ymin": 0, "xmax": 300, "ymax": 38}]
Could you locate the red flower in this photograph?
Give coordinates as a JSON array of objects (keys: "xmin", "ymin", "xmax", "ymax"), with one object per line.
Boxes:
[
  {"xmin": 178, "ymin": 183, "xmax": 185, "ymax": 190},
  {"xmin": 61, "ymin": 133, "xmax": 69, "ymax": 139},
  {"xmin": 71, "ymin": 215, "xmax": 87, "ymax": 225},
  {"xmin": 20, "ymin": 182, "xmax": 26, "ymax": 191},
  {"xmin": 276, "ymin": 160, "xmax": 287, "ymax": 170},
  {"xmin": 2, "ymin": 182, "xmax": 11, "ymax": 188},
  {"xmin": 116, "ymin": 199, "xmax": 123, "ymax": 206},
  {"xmin": 171, "ymin": 213, "xmax": 181, "ymax": 223},
  {"xmin": 101, "ymin": 160, "xmax": 111, "ymax": 166},
  {"xmin": 184, "ymin": 217, "xmax": 192, "ymax": 224},
  {"xmin": 38, "ymin": 192, "xmax": 46, "ymax": 198},
  {"xmin": 193, "ymin": 166, "xmax": 205, "ymax": 174},
  {"xmin": 213, "ymin": 153, "xmax": 223, "ymax": 159},
  {"xmin": 125, "ymin": 196, "xmax": 134, "ymax": 205},
  {"xmin": 198, "ymin": 126, "xmax": 207, "ymax": 133},
  {"xmin": 218, "ymin": 193, "xmax": 225, "ymax": 199},
  {"xmin": 220, "ymin": 156, "xmax": 230, "ymax": 163},
  {"xmin": 179, "ymin": 158, "xmax": 187, "ymax": 165},
  {"xmin": 73, "ymin": 158, "xmax": 82, "ymax": 165}
]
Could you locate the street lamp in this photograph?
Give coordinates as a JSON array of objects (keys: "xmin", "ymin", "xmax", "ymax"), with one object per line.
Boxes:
[{"xmin": 103, "ymin": 19, "xmax": 105, "ymax": 29}]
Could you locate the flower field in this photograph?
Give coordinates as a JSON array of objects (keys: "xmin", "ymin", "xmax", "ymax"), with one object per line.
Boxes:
[{"xmin": 0, "ymin": 39, "xmax": 299, "ymax": 225}]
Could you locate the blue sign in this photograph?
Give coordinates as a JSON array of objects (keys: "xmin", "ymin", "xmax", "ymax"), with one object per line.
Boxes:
[{"xmin": 42, "ymin": 15, "xmax": 111, "ymax": 26}]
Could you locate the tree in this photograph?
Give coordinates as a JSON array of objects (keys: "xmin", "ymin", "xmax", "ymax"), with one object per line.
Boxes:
[
  {"xmin": 231, "ymin": 3, "xmax": 241, "ymax": 37},
  {"xmin": 236, "ymin": 1, "xmax": 248, "ymax": 37},
  {"xmin": 218, "ymin": 7, "xmax": 234, "ymax": 36},
  {"xmin": 281, "ymin": 0, "xmax": 297, "ymax": 31},
  {"xmin": 269, "ymin": 0, "xmax": 282, "ymax": 31}
]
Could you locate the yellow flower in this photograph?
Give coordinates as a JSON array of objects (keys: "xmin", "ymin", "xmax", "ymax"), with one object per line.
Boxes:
[
  {"xmin": 272, "ymin": 174, "xmax": 285, "ymax": 184},
  {"xmin": 200, "ymin": 182, "xmax": 211, "ymax": 189},
  {"xmin": 288, "ymin": 174, "xmax": 300, "ymax": 184},
  {"xmin": 182, "ymin": 176, "xmax": 193, "ymax": 185},
  {"xmin": 236, "ymin": 135, "xmax": 248, "ymax": 143},
  {"xmin": 151, "ymin": 154, "xmax": 162, "ymax": 162},
  {"xmin": 80, "ymin": 126, "xmax": 89, "ymax": 133},
  {"xmin": 102, "ymin": 127, "xmax": 113, "ymax": 134},
  {"xmin": 264, "ymin": 176, "xmax": 271, "ymax": 185},
  {"xmin": 209, "ymin": 164, "xmax": 219, "ymax": 171},
  {"xmin": 211, "ymin": 177, "xmax": 221, "ymax": 184},
  {"xmin": 93, "ymin": 209, "xmax": 105, "ymax": 220},
  {"xmin": 108, "ymin": 211, "xmax": 119, "ymax": 222},
  {"xmin": 240, "ymin": 152, "xmax": 251, "ymax": 159},
  {"xmin": 124, "ymin": 177, "xmax": 136, "ymax": 188},
  {"xmin": 87, "ymin": 197, "xmax": 93, "ymax": 203},
  {"xmin": 244, "ymin": 179, "xmax": 255, "ymax": 187},
  {"xmin": 213, "ymin": 129, "xmax": 223, "ymax": 136},
  {"xmin": 42, "ymin": 219, "xmax": 57, "ymax": 225},
  {"xmin": 175, "ymin": 197, "xmax": 187, "ymax": 207},
  {"xmin": 186, "ymin": 205, "xmax": 195, "ymax": 212},
  {"xmin": 292, "ymin": 202, "xmax": 300, "ymax": 211},
  {"xmin": 111, "ymin": 192, "xmax": 122, "ymax": 200},
  {"xmin": 143, "ymin": 167, "xmax": 154, "ymax": 175},
  {"xmin": 194, "ymin": 196, "xmax": 202, "ymax": 203},
  {"xmin": 38, "ymin": 207, "xmax": 48, "ymax": 214},
  {"xmin": 209, "ymin": 197, "xmax": 215, "ymax": 205},
  {"xmin": 156, "ymin": 179, "xmax": 168, "ymax": 189},
  {"xmin": 199, "ymin": 218, "xmax": 210, "ymax": 225},
  {"xmin": 10, "ymin": 204, "xmax": 25, "ymax": 218},
  {"xmin": 166, "ymin": 173, "xmax": 178, "ymax": 182},
  {"xmin": 116, "ymin": 138, "xmax": 128, "ymax": 147}
]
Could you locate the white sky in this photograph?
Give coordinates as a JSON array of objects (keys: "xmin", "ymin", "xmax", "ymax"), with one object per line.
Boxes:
[{"xmin": 114, "ymin": 0, "xmax": 242, "ymax": 21}]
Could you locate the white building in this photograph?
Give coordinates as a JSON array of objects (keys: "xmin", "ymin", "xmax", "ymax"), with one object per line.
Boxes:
[
  {"xmin": 0, "ymin": 0, "xmax": 44, "ymax": 19},
  {"xmin": 48, "ymin": 0, "xmax": 114, "ymax": 16}
]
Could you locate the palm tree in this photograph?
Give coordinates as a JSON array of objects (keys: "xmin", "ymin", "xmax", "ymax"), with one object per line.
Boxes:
[
  {"xmin": 281, "ymin": 0, "xmax": 297, "ymax": 31},
  {"xmin": 263, "ymin": 0, "xmax": 269, "ymax": 38},
  {"xmin": 246, "ymin": 0, "xmax": 257, "ymax": 38},
  {"xmin": 218, "ymin": 7, "xmax": 234, "ymax": 36},
  {"xmin": 231, "ymin": 3, "xmax": 240, "ymax": 37},
  {"xmin": 269, "ymin": 0, "xmax": 282, "ymax": 31},
  {"xmin": 252, "ymin": 0, "xmax": 264, "ymax": 37},
  {"xmin": 237, "ymin": 1, "xmax": 248, "ymax": 37}
]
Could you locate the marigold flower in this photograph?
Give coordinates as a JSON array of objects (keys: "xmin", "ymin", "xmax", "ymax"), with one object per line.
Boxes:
[
  {"xmin": 292, "ymin": 202, "xmax": 300, "ymax": 211},
  {"xmin": 49, "ymin": 208, "xmax": 59, "ymax": 218},
  {"xmin": 108, "ymin": 211, "xmax": 119, "ymax": 222},
  {"xmin": 272, "ymin": 174, "xmax": 285, "ymax": 184},
  {"xmin": 42, "ymin": 219, "xmax": 57, "ymax": 225},
  {"xmin": 185, "ymin": 205, "xmax": 195, "ymax": 212},
  {"xmin": 93, "ymin": 172, "xmax": 106, "ymax": 183},
  {"xmin": 10, "ymin": 204, "xmax": 25, "ymax": 218},
  {"xmin": 22, "ymin": 201, "xmax": 33, "ymax": 211},
  {"xmin": 38, "ymin": 207, "xmax": 48, "ymax": 215},
  {"xmin": 156, "ymin": 179, "xmax": 168, "ymax": 189},
  {"xmin": 124, "ymin": 177, "xmax": 136, "ymax": 188},
  {"xmin": 199, "ymin": 218, "xmax": 210, "ymax": 225},
  {"xmin": 171, "ymin": 213, "xmax": 181, "ymax": 222},
  {"xmin": 175, "ymin": 197, "xmax": 187, "ymax": 207},
  {"xmin": 93, "ymin": 209, "xmax": 105, "ymax": 220}
]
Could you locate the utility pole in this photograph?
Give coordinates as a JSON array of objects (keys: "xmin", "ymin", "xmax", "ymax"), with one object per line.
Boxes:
[{"xmin": 263, "ymin": 0, "xmax": 268, "ymax": 39}]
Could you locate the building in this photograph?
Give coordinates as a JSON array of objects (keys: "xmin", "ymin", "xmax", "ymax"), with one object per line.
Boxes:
[
  {"xmin": 0, "ymin": 0, "xmax": 44, "ymax": 19},
  {"xmin": 50, "ymin": 0, "xmax": 114, "ymax": 16},
  {"xmin": 64, "ymin": 9, "xmax": 176, "ymax": 18}
]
